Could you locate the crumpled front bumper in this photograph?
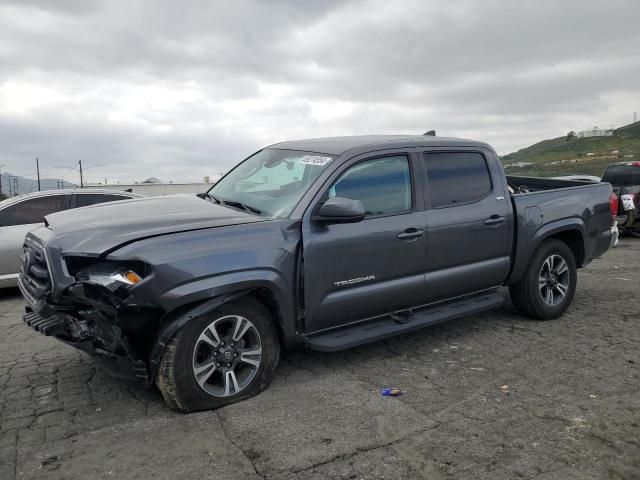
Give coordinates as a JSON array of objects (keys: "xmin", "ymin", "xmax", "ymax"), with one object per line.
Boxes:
[{"xmin": 20, "ymin": 274, "xmax": 157, "ymax": 384}]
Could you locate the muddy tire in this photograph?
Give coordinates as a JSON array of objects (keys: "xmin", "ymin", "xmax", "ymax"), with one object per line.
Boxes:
[
  {"xmin": 509, "ymin": 239, "xmax": 577, "ymax": 320},
  {"xmin": 156, "ymin": 298, "xmax": 280, "ymax": 412}
]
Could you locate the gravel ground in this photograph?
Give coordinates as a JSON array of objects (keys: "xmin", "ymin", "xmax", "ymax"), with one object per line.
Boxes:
[{"xmin": 1, "ymin": 240, "xmax": 639, "ymax": 479}]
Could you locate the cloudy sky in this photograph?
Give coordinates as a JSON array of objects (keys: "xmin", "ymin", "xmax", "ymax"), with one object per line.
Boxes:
[{"xmin": 1, "ymin": 0, "xmax": 639, "ymax": 184}]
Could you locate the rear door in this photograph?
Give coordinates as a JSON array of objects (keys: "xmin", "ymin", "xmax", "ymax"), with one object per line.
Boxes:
[
  {"xmin": 421, "ymin": 149, "xmax": 512, "ymax": 302},
  {"xmin": 302, "ymin": 152, "xmax": 428, "ymax": 333}
]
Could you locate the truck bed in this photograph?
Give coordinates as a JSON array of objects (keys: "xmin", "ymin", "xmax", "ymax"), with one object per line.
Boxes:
[
  {"xmin": 506, "ymin": 175, "xmax": 598, "ymax": 193},
  {"xmin": 505, "ymin": 175, "xmax": 614, "ymax": 284}
]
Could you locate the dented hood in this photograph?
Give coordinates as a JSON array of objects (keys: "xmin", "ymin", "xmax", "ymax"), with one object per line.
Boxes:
[{"xmin": 44, "ymin": 194, "xmax": 265, "ymax": 255}]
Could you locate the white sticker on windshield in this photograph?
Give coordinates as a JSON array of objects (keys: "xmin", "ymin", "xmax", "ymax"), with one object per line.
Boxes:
[{"xmin": 298, "ymin": 155, "xmax": 332, "ymax": 166}]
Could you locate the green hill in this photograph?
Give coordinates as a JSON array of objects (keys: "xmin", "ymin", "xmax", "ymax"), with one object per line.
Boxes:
[{"xmin": 502, "ymin": 121, "xmax": 640, "ymax": 177}]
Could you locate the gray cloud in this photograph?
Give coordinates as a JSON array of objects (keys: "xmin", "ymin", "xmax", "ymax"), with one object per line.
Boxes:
[{"xmin": 0, "ymin": 0, "xmax": 638, "ymax": 183}]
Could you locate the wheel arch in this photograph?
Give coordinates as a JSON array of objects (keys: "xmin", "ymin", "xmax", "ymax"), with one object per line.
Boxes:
[
  {"xmin": 147, "ymin": 278, "xmax": 296, "ymax": 382},
  {"xmin": 507, "ymin": 218, "xmax": 586, "ymax": 285}
]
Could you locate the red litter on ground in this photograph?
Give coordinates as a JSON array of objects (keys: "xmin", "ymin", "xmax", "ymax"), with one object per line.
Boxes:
[{"xmin": 381, "ymin": 388, "xmax": 403, "ymax": 396}]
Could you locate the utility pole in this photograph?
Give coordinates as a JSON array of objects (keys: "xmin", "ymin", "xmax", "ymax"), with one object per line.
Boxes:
[
  {"xmin": 79, "ymin": 160, "xmax": 84, "ymax": 188},
  {"xmin": 13, "ymin": 177, "xmax": 18, "ymax": 196},
  {"xmin": 0, "ymin": 164, "xmax": 5, "ymax": 197},
  {"xmin": 36, "ymin": 157, "xmax": 41, "ymax": 191},
  {"xmin": 635, "ymin": 112, "xmax": 637, "ymax": 124}
]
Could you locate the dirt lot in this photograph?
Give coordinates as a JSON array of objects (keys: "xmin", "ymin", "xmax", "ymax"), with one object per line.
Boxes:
[{"xmin": 1, "ymin": 240, "xmax": 639, "ymax": 480}]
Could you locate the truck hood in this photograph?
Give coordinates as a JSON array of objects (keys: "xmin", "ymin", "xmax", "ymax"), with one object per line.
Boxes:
[{"xmin": 44, "ymin": 194, "xmax": 265, "ymax": 255}]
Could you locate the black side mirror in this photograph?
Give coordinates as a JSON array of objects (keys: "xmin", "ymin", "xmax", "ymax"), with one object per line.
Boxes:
[{"xmin": 312, "ymin": 197, "xmax": 365, "ymax": 224}]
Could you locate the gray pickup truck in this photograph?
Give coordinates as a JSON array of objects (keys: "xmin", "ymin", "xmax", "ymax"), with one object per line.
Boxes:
[{"xmin": 19, "ymin": 135, "xmax": 617, "ymax": 411}]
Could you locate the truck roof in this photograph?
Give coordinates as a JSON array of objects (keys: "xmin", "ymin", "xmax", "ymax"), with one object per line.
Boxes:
[{"xmin": 270, "ymin": 135, "xmax": 493, "ymax": 156}]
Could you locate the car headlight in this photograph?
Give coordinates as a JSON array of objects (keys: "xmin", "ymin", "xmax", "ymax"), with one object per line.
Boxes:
[
  {"xmin": 82, "ymin": 269, "xmax": 143, "ymax": 287},
  {"xmin": 65, "ymin": 258, "xmax": 148, "ymax": 291}
]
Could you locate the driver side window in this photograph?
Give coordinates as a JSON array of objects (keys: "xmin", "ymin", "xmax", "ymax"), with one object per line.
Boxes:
[{"xmin": 329, "ymin": 156, "xmax": 412, "ymax": 216}]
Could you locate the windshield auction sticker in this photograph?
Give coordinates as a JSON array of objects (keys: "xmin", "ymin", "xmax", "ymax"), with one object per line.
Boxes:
[{"xmin": 298, "ymin": 155, "xmax": 333, "ymax": 166}]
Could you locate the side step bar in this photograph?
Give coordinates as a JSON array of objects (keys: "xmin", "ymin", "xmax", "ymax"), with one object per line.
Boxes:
[{"xmin": 306, "ymin": 291, "xmax": 504, "ymax": 352}]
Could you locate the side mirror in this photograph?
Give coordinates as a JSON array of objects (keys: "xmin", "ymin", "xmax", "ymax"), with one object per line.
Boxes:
[{"xmin": 312, "ymin": 197, "xmax": 365, "ymax": 224}]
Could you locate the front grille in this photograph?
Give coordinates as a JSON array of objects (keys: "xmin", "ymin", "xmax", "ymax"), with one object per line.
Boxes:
[
  {"xmin": 20, "ymin": 240, "xmax": 52, "ymax": 302},
  {"xmin": 24, "ymin": 310, "xmax": 65, "ymax": 336}
]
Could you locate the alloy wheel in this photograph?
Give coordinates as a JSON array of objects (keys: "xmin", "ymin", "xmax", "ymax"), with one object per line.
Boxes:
[
  {"xmin": 538, "ymin": 254, "xmax": 570, "ymax": 306},
  {"xmin": 191, "ymin": 315, "xmax": 262, "ymax": 397}
]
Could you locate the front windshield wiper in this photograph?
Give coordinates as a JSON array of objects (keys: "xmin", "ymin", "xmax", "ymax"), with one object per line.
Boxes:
[
  {"xmin": 207, "ymin": 192, "xmax": 222, "ymax": 204},
  {"xmin": 220, "ymin": 199, "xmax": 263, "ymax": 215}
]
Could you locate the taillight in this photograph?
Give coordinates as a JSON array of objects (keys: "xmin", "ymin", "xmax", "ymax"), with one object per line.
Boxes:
[{"xmin": 610, "ymin": 192, "xmax": 619, "ymax": 218}]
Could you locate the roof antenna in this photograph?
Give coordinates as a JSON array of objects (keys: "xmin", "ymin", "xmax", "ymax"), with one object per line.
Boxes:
[{"xmin": 423, "ymin": 130, "xmax": 436, "ymax": 136}]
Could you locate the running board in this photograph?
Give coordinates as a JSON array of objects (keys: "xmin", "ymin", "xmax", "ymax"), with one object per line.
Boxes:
[{"xmin": 305, "ymin": 292, "xmax": 504, "ymax": 352}]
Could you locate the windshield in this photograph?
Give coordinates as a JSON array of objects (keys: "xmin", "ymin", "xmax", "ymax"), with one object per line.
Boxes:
[
  {"xmin": 602, "ymin": 164, "xmax": 640, "ymax": 187},
  {"xmin": 208, "ymin": 148, "xmax": 335, "ymax": 218}
]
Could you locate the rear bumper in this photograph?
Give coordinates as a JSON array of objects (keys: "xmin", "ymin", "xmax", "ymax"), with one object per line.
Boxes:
[{"xmin": 610, "ymin": 222, "xmax": 620, "ymax": 247}]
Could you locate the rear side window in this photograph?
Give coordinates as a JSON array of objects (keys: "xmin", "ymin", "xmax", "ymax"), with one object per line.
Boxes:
[
  {"xmin": 602, "ymin": 165, "xmax": 640, "ymax": 187},
  {"xmin": 75, "ymin": 194, "xmax": 129, "ymax": 208},
  {"xmin": 0, "ymin": 195, "xmax": 69, "ymax": 227},
  {"xmin": 424, "ymin": 152, "xmax": 492, "ymax": 207},
  {"xmin": 329, "ymin": 156, "xmax": 412, "ymax": 216}
]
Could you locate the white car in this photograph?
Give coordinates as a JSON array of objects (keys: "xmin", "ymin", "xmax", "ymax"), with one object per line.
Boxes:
[{"xmin": 0, "ymin": 189, "xmax": 142, "ymax": 288}]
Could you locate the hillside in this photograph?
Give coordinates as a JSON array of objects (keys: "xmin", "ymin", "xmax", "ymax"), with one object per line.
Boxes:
[
  {"xmin": 502, "ymin": 121, "xmax": 640, "ymax": 177},
  {"xmin": 0, "ymin": 173, "xmax": 76, "ymax": 198}
]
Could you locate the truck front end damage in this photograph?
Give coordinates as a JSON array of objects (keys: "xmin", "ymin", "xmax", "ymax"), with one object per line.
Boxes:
[{"xmin": 19, "ymin": 233, "xmax": 163, "ymax": 383}]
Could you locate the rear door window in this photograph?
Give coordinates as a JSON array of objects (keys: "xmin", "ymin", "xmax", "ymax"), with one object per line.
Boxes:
[
  {"xmin": 0, "ymin": 194, "xmax": 70, "ymax": 226},
  {"xmin": 423, "ymin": 152, "xmax": 492, "ymax": 208},
  {"xmin": 74, "ymin": 193, "xmax": 129, "ymax": 208}
]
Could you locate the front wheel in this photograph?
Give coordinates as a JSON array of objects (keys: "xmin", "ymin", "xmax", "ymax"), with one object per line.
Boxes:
[
  {"xmin": 156, "ymin": 298, "xmax": 280, "ymax": 412},
  {"xmin": 509, "ymin": 239, "xmax": 577, "ymax": 320}
]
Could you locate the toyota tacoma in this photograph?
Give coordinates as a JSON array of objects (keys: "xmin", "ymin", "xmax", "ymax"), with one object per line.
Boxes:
[{"xmin": 19, "ymin": 135, "xmax": 617, "ymax": 411}]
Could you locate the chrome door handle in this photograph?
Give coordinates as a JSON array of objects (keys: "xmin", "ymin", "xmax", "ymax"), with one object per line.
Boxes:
[
  {"xmin": 397, "ymin": 228, "xmax": 425, "ymax": 240},
  {"xmin": 484, "ymin": 215, "xmax": 506, "ymax": 225}
]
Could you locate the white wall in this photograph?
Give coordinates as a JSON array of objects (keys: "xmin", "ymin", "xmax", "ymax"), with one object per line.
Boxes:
[{"xmin": 84, "ymin": 183, "xmax": 214, "ymax": 196}]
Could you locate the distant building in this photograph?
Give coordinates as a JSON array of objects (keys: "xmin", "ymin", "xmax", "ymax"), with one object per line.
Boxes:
[{"xmin": 577, "ymin": 127, "xmax": 614, "ymax": 138}]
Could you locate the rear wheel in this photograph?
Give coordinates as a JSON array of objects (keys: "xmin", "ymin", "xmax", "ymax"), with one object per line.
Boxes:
[
  {"xmin": 510, "ymin": 239, "xmax": 577, "ymax": 320},
  {"xmin": 156, "ymin": 298, "xmax": 280, "ymax": 412}
]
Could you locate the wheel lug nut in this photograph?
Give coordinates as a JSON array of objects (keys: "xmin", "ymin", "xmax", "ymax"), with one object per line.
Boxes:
[
  {"xmin": 214, "ymin": 351, "xmax": 218, "ymax": 356},
  {"xmin": 216, "ymin": 363, "xmax": 221, "ymax": 367},
  {"xmin": 233, "ymin": 353, "xmax": 238, "ymax": 358},
  {"xmin": 220, "ymin": 341, "xmax": 225, "ymax": 346},
  {"xmin": 226, "ymin": 363, "xmax": 231, "ymax": 368},
  {"xmin": 230, "ymin": 342, "xmax": 235, "ymax": 347}
]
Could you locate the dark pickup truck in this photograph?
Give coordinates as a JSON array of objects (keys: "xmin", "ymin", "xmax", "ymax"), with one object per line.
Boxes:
[
  {"xmin": 602, "ymin": 161, "xmax": 640, "ymax": 237},
  {"xmin": 19, "ymin": 135, "xmax": 617, "ymax": 411}
]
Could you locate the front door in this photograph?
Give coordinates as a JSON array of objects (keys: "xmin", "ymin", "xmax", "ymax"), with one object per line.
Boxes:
[
  {"xmin": 421, "ymin": 149, "xmax": 512, "ymax": 302},
  {"xmin": 302, "ymin": 153, "xmax": 428, "ymax": 333}
]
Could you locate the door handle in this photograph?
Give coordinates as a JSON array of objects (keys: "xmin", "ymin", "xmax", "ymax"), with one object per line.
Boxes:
[
  {"xmin": 396, "ymin": 228, "xmax": 425, "ymax": 240},
  {"xmin": 484, "ymin": 215, "xmax": 506, "ymax": 225}
]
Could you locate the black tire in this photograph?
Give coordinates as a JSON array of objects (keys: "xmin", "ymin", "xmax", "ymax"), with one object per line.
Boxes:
[
  {"xmin": 156, "ymin": 298, "xmax": 280, "ymax": 412},
  {"xmin": 509, "ymin": 239, "xmax": 577, "ymax": 320},
  {"xmin": 627, "ymin": 225, "xmax": 640, "ymax": 238}
]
